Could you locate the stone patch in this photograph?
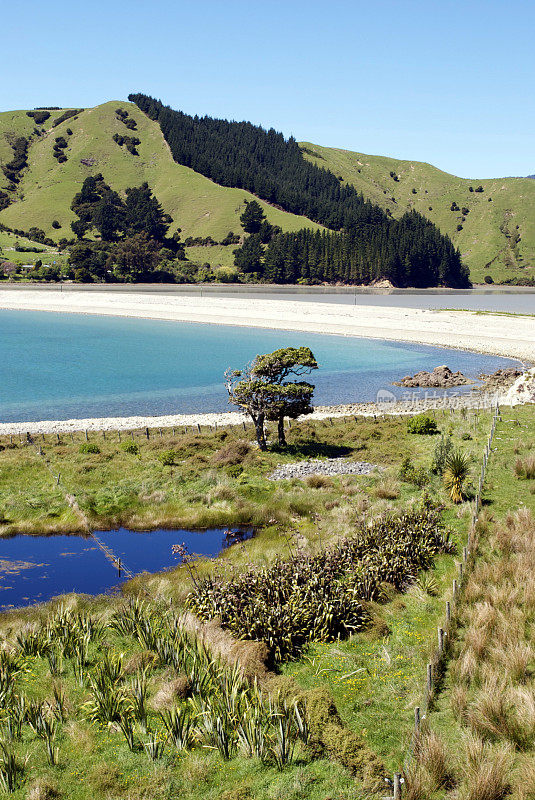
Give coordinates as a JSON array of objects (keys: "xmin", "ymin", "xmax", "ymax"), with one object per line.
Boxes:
[{"xmin": 268, "ymin": 458, "xmax": 379, "ymax": 481}]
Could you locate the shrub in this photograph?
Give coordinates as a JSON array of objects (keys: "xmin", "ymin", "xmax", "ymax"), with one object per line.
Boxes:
[
  {"xmin": 121, "ymin": 441, "xmax": 139, "ymax": 455},
  {"xmin": 51, "ymin": 220, "xmax": 61, "ymax": 229},
  {"xmin": 79, "ymin": 442, "xmax": 100, "ymax": 454},
  {"xmin": 158, "ymin": 449, "xmax": 176, "ymax": 466},
  {"xmin": 407, "ymin": 415, "xmax": 438, "ymax": 435},
  {"xmin": 484, "ymin": 275, "xmax": 494, "ymax": 284},
  {"xmin": 432, "ymin": 434, "xmax": 454, "ymax": 474},
  {"xmin": 26, "ymin": 110, "xmax": 50, "ymax": 125},
  {"xmin": 188, "ymin": 506, "xmax": 453, "ymax": 662},
  {"xmin": 399, "ymin": 457, "xmax": 429, "ymax": 487},
  {"xmin": 226, "ymin": 464, "xmax": 243, "ymax": 478}
]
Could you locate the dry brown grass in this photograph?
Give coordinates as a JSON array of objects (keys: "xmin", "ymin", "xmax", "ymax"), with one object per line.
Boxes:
[
  {"xmin": 513, "ymin": 758, "xmax": 535, "ymax": 800},
  {"xmin": 514, "ymin": 456, "xmax": 535, "ymax": 480},
  {"xmin": 415, "ymin": 729, "xmax": 453, "ymax": 789},
  {"xmin": 26, "ymin": 779, "xmax": 60, "ymax": 800},
  {"xmin": 402, "ymin": 763, "xmax": 436, "ymax": 800},
  {"xmin": 373, "ymin": 478, "xmax": 400, "ymax": 500},
  {"xmin": 151, "ymin": 674, "xmax": 193, "ymax": 710},
  {"xmin": 304, "ymin": 474, "xmax": 334, "ymax": 489},
  {"xmin": 457, "ymin": 734, "xmax": 514, "ymax": 800},
  {"xmin": 179, "ymin": 611, "xmax": 271, "ymax": 681},
  {"xmin": 211, "ymin": 439, "xmax": 250, "ymax": 466},
  {"xmin": 445, "ymin": 508, "xmax": 535, "ymax": 796},
  {"xmin": 488, "ymin": 641, "xmax": 535, "ymax": 683},
  {"xmin": 451, "ymin": 684, "xmax": 469, "ymax": 718}
]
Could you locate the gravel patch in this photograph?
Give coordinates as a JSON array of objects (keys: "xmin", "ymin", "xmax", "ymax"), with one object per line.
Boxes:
[{"xmin": 268, "ymin": 458, "xmax": 379, "ymax": 481}]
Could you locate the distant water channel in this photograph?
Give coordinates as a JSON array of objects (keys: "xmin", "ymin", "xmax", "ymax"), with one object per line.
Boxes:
[
  {"xmin": 0, "ymin": 310, "xmax": 522, "ymax": 423},
  {"xmin": 0, "ymin": 526, "xmax": 252, "ymax": 611}
]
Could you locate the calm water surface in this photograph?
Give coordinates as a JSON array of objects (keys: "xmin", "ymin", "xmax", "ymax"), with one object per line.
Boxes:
[
  {"xmin": 0, "ymin": 526, "xmax": 252, "ymax": 610},
  {"xmin": 0, "ymin": 310, "xmax": 522, "ymax": 422}
]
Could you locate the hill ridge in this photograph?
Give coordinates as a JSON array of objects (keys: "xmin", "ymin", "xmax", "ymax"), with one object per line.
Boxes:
[{"xmin": 0, "ymin": 100, "xmax": 533, "ymax": 284}]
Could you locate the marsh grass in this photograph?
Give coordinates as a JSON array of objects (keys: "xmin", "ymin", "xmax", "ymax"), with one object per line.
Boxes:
[
  {"xmin": 0, "ymin": 406, "xmax": 526, "ymax": 797},
  {"xmin": 421, "ymin": 406, "xmax": 535, "ymax": 799}
]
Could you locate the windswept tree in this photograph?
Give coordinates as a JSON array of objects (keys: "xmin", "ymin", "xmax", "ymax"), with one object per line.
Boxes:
[{"xmin": 225, "ymin": 346, "xmax": 318, "ymax": 450}]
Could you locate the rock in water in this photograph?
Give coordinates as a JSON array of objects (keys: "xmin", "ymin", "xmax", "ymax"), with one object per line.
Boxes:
[{"xmin": 394, "ymin": 365, "xmax": 471, "ymax": 388}]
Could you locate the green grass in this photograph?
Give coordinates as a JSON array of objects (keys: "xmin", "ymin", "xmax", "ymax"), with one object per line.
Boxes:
[
  {"xmin": 0, "ymin": 102, "xmax": 319, "ymax": 250},
  {"xmin": 0, "ymin": 230, "xmax": 66, "ymax": 270},
  {"xmin": 1, "ymin": 406, "xmax": 533, "ymax": 798},
  {"xmin": 300, "ymin": 142, "xmax": 535, "ymax": 284}
]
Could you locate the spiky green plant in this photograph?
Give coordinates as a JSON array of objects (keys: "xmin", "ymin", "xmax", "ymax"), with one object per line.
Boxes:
[
  {"xmin": 160, "ymin": 707, "xmax": 193, "ymax": 751},
  {"xmin": 142, "ymin": 731, "xmax": 165, "ymax": 761},
  {"xmin": 443, "ymin": 450, "xmax": 471, "ymax": 503},
  {"xmin": 118, "ymin": 713, "xmax": 136, "ymax": 751},
  {"xmin": 0, "ymin": 741, "xmax": 26, "ymax": 793},
  {"xmin": 237, "ymin": 707, "xmax": 269, "ymax": 760},
  {"xmin": 46, "ymin": 646, "xmax": 63, "ymax": 677},
  {"xmin": 270, "ymin": 716, "xmax": 295, "ymax": 771},
  {"xmin": 129, "ymin": 668, "xmax": 149, "ymax": 732},
  {"xmin": 51, "ymin": 684, "xmax": 68, "ymax": 723}
]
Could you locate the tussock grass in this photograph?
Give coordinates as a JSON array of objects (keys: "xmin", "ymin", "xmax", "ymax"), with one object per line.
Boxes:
[
  {"xmin": 457, "ymin": 734, "xmax": 514, "ymax": 800},
  {"xmin": 514, "ymin": 456, "xmax": 535, "ymax": 480}
]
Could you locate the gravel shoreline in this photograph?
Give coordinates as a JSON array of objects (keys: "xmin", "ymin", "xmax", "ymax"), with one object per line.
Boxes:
[{"xmin": 0, "ymin": 391, "xmax": 509, "ymax": 436}]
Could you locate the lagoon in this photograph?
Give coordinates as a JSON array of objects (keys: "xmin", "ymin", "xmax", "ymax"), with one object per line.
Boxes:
[{"xmin": 0, "ymin": 310, "xmax": 519, "ymax": 423}]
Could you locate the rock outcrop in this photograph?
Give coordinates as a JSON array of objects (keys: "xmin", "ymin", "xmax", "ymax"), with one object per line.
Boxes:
[{"xmin": 394, "ymin": 365, "xmax": 471, "ymax": 388}]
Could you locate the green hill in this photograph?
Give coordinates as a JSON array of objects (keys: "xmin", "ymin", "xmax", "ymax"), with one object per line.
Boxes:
[
  {"xmin": 0, "ymin": 102, "xmax": 318, "ymax": 256},
  {"xmin": 300, "ymin": 143, "xmax": 535, "ymax": 284},
  {"xmin": 0, "ymin": 101, "xmax": 533, "ymax": 284}
]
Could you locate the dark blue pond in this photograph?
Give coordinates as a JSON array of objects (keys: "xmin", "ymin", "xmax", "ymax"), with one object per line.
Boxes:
[{"xmin": 0, "ymin": 526, "xmax": 252, "ymax": 611}]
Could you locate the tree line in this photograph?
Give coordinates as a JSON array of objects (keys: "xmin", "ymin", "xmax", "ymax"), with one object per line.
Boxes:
[
  {"xmin": 234, "ymin": 201, "xmax": 469, "ymax": 287},
  {"xmin": 129, "ymin": 93, "xmax": 469, "ymax": 287}
]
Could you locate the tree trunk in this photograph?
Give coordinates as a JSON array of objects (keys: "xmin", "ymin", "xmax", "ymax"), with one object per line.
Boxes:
[
  {"xmin": 252, "ymin": 413, "xmax": 267, "ymax": 451},
  {"xmin": 277, "ymin": 415, "xmax": 286, "ymax": 446}
]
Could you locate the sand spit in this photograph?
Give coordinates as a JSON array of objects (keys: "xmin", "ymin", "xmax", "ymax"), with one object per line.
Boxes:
[{"xmin": 0, "ymin": 288, "xmax": 534, "ymax": 362}]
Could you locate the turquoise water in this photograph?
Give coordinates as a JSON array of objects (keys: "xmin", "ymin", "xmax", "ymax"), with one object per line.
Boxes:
[{"xmin": 0, "ymin": 310, "xmax": 518, "ymax": 423}]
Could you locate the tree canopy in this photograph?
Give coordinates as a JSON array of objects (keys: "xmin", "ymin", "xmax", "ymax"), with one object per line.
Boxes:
[
  {"xmin": 225, "ymin": 347, "xmax": 318, "ymax": 449},
  {"xmin": 68, "ymin": 176, "xmax": 184, "ymax": 282}
]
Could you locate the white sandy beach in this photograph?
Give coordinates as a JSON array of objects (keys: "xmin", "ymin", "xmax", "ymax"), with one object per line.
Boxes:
[
  {"xmin": 1, "ymin": 288, "xmax": 534, "ymax": 360},
  {"xmin": 0, "ymin": 288, "xmax": 533, "ymax": 434}
]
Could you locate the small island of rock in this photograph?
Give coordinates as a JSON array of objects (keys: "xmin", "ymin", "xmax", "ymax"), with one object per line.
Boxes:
[{"xmin": 394, "ymin": 364, "xmax": 471, "ymax": 388}]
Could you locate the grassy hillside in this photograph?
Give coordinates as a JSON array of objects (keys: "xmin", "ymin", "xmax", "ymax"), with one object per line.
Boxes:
[
  {"xmin": 300, "ymin": 142, "xmax": 535, "ymax": 284},
  {"xmin": 0, "ymin": 101, "xmax": 533, "ymax": 283},
  {"xmin": 0, "ymin": 102, "xmax": 318, "ymax": 248}
]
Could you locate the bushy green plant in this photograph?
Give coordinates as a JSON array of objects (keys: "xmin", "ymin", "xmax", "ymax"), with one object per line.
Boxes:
[
  {"xmin": 443, "ymin": 449, "xmax": 470, "ymax": 503},
  {"xmin": 226, "ymin": 464, "xmax": 243, "ymax": 478},
  {"xmin": 157, "ymin": 449, "xmax": 176, "ymax": 466},
  {"xmin": 121, "ymin": 441, "xmax": 139, "ymax": 455},
  {"xmin": 432, "ymin": 434, "xmax": 455, "ymax": 474},
  {"xmin": 79, "ymin": 442, "xmax": 100, "ymax": 454},
  {"xmin": 399, "ymin": 457, "xmax": 429, "ymax": 487},
  {"xmin": 407, "ymin": 415, "xmax": 439, "ymax": 435}
]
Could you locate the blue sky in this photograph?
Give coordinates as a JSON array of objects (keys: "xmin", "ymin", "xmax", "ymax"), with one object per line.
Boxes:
[{"xmin": 3, "ymin": 0, "xmax": 534, "ymax": 178}]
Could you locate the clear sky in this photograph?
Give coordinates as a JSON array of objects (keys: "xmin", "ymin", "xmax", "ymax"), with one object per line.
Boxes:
[{"xmin": 2, "ymin": 0, "xmax": 534, "ymax": 178}]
